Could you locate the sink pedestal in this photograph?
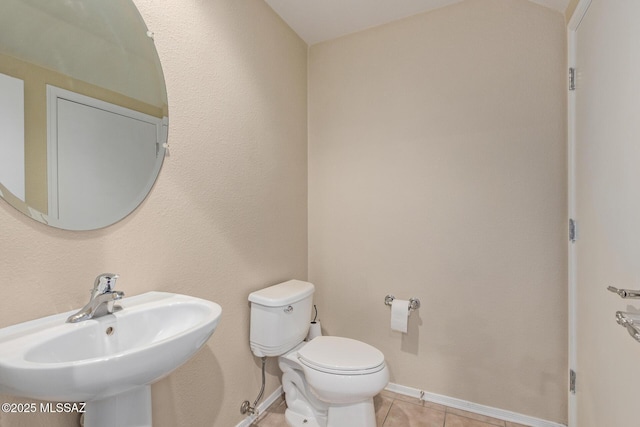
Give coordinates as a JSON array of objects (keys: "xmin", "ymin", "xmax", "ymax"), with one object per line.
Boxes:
[{"xmin": 85, "ymin": 385, "xmax": 151, "ymax": 427}]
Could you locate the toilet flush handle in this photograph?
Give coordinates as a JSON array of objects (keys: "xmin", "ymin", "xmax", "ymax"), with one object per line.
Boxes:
[{"xmin": 284, "ymin": 305, "xmax": 293, "ymax": 313}]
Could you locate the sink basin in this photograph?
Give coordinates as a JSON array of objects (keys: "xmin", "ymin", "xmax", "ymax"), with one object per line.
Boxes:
[{"xmin": 0, "ymin": 291, "xmax": 222, "ymax": 426}]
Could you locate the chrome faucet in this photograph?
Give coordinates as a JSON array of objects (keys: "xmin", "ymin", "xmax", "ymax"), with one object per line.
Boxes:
[{"xmin": 66, "ymin": 273, "xmax": 125, "ymax": 323}]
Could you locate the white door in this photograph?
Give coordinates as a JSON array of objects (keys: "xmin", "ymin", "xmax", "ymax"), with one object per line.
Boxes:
[{"xmin": 570, "ymin": 1, "xmax": 640, "ymax": 426}]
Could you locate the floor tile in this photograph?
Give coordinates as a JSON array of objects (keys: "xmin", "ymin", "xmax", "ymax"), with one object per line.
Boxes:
[
  {"xmin": 250, "ymin": 412, "xmax": 287, "ymax": 427},
  {"xmin": 251, "ymin": 400, "xmax": 287, "ymax": 427},
  {"xmin": 252, "ymin": 392, "xmax": 533, "ymax": 427},
  {"xmin": 445, "ymin": 408, "xmax": 505, "ymax": 426},
  {"xmin": 380, "ymin": 389, "xmax": 400, "ymax": 400},
  {"xmin": 444, "ymin": 413, "xmax": 504, "ymax": 427},
  {"xmin": 374, "ymin": 391, "xmax": 394, "ymax": 425},
  {"xmin": 393, "ymin": 393, "xmax": 448, "ymax": 413},
  {"xmin": 383, "ymin": 399, "xmax": 446, "ymax": 427},
  {"xmin": 381, "ymin": 388, "xmax": 448, "ymax": 412}
]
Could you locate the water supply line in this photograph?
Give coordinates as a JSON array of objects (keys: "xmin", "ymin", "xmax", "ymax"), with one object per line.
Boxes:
[{"xmin": 240, "ymin": 356, "xmax": 267, "ymax": 416}]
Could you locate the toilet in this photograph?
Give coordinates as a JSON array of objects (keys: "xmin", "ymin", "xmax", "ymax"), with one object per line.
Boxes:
[{"xmin": 248, "ymin": 280, "xmax": 389, "ymax": 427}]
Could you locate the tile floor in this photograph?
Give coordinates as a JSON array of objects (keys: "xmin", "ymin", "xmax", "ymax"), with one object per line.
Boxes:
[{"xmin": 251, "ymin": 390, "xmax": 533, "ymax": 427}]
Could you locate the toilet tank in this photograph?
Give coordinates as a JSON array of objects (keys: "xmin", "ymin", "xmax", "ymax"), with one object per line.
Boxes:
[{"xmin": 248, "ymin": 280, "xmax": 314, "ymax": 357}]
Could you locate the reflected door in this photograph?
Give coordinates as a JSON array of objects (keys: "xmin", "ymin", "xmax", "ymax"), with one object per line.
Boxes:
[{"xmin": 48, "ymin": 87, "xmax": 163, "ymax": 230}]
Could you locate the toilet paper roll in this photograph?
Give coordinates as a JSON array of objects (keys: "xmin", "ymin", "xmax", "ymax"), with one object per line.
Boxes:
[
  {"xmin": 307, "ymin": 321, "xmax": 322, "ymax": 341},
  {"xmin": 390, "ymin": 299, "xmax": 410, "ymax": 333}
]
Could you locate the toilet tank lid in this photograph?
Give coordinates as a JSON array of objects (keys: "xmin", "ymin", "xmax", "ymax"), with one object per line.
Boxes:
[{"xmin": 248, "ymin": 280, "xmax": 315, "ymax": 307}]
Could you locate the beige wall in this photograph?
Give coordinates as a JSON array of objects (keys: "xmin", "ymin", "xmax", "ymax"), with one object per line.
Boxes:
[
  {"xmin": 308, "ymin": 0, "xmax": 567, "ymax": 423},
  {"xmin": 0, "ymin": 0, "xmax": 307, "ymax": 426},
  {"xmin": 565, "ymin": 0, "xmax": 580, "ymax": 23}
]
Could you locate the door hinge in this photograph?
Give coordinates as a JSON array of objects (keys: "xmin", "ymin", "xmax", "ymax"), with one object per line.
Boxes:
[
  {"xmin": 569, "ymin": 67, "xmax": 576, "ymax": 91},
  {"xmin": 569, "ymin": 218, "xmax": 577, "ymax": 243},
  {"xmin": 570, "ymin": 369, "xmax": 576, "ymax": 394}
]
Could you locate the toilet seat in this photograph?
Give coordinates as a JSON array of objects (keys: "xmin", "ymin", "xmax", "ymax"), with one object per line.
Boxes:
[{"xmin": 298, "ymin": 336, "xmax": 385, "ymax": 375}]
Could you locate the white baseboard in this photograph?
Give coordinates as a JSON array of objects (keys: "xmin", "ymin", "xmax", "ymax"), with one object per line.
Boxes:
[
  {"xmin": 235, "ymin": 386, "xmax": 284, "ymax": 427},
  {"xmin": 385, "ymin": 383, "xmax": 566, "ymax": 427}
]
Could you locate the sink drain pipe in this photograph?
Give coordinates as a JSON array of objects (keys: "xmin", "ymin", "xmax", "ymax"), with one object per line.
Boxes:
[{"xmin": 240, "ymin": 356, "xmax": 267, "ymax": 416}]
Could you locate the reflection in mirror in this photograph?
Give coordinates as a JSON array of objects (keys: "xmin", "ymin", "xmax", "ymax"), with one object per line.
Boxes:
[
  {"xmin": 0, "ymin": 73, "xmax": 24, "ymax": 202},
  {"xmin": 0, "ymin": 0, "xmax": 168, "ymax": 230}
]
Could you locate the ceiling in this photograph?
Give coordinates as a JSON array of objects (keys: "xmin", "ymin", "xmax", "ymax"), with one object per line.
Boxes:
[{"xmin": 264, "ymin": 0, "xmax": 570, "ymax": 45}]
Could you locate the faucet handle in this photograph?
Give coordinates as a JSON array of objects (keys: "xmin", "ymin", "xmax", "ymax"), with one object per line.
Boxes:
[{"xmin": 93, "ymin": 273, "xmax": 119, "ymax": 294}]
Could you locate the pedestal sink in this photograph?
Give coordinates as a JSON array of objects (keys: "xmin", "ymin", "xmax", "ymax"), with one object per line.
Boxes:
[{"xmin": 0, "ymin": 291, "xmax": 222, "ymax": 427}]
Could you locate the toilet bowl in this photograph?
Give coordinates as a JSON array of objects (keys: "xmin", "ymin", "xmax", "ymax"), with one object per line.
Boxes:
[
  {"xmin": 297, "ymin": 336, "xmax": 388, "ymax": 404},
  {"xmin": 279, "ymin": 337, "xmax": 388, "ymax": 426},
  {"xmin": 249, "ymin": 280, "xmax": 389, "ymax": 427}
]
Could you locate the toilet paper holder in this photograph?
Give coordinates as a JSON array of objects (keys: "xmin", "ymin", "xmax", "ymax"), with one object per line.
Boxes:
[{"xmin": 384, "ymin": 295, "xmax": 420, "ymax": 312}]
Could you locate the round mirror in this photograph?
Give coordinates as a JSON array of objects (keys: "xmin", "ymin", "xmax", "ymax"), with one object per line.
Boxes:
[{"xmin": 0, "ymin": 0, "xmax": 168, "ymax": 230}]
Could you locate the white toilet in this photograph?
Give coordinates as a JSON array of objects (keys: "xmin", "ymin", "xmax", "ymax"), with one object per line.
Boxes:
[{"xmin": 248, "ymin": 280, "xmax": 389, "ymax": 427}]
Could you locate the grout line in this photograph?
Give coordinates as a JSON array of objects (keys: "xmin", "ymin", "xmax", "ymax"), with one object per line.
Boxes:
[{"xmin": 380, "ymin": 399, "xmax": 393, "ymax": 426}]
